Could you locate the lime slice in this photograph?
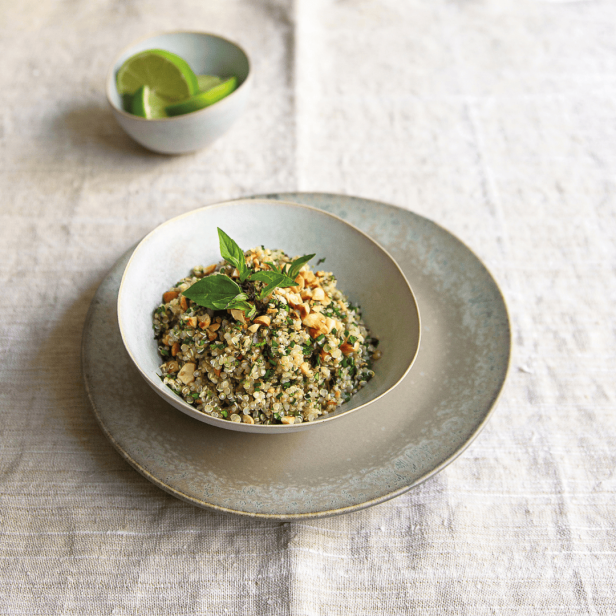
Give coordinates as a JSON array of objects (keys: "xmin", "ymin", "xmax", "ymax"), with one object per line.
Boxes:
[
  {"xmin": 166, "ymin": 77, "xmax": 238, "ymax": 117},
  {"xmin": 131, "ymin": 85, "xmax": 172, "ymax": 119},
  {"xmin": 116, "ymin": 49, "xmax": 198, "ymax": 101},
  {"xmin": 197, "ymin": 74, "xmax": 223, "ymax": 92}
]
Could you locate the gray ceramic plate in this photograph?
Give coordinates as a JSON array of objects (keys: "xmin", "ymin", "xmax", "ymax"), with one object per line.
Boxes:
[{"xmin": 82, "ymin": 193, "xmax": 511, "ymax": 519}]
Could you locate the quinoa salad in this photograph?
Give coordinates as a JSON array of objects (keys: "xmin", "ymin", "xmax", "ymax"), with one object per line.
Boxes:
[{"xmin": 152, "ymin": 245, "xmax": 381, "ymax": 426}]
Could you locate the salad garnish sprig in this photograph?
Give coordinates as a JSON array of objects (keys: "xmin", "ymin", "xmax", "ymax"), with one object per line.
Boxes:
[{"xmin": 182, "ymin": 229, "xmax": 315, "ymax": 319}]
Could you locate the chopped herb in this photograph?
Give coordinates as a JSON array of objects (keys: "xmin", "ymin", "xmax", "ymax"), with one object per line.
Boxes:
[{"xmin": 317, "ymin": 257, "xmax": 326, "ymax": 265}]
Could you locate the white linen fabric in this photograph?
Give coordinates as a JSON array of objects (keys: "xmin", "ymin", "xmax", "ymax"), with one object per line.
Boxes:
[{"xmin": 1, "ymin": 0, "xmax": 615, "ymax": 613}]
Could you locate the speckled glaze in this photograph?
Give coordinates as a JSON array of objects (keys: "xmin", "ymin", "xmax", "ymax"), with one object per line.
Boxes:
[
  {"xmin": 117, "ymin": 199, "xmax": 421, "ymax": 433},
  {"xmin": 106, "ymin": 31, "xmax": 252, "ymax": 154},
  {"xmin": 82, "ymin": 193, "xmax": 511, "ymax": 519}
]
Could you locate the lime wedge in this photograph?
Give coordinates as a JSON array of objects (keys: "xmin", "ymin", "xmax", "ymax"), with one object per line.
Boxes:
[
  {"xmin": 197, "ymin": 74, "xmax": 223, "ymax": 92},
  {"xmin": 131, "ymin": 85, "xmax": 172, "ymax": 119},
  {"xmin": 116, "ymin": 49, "xmax": 199, "ymax": 101},
  {"xmin": 166, "ymin": 77, "xmax": 238, "ymax": 116}
]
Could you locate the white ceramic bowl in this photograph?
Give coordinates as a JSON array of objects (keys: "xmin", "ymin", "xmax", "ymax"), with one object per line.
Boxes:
[
  {"xmin": 117, "ymin": 198, "xmax": 421, "ymax": 433},
  {"xmin": 106, "ymin": 31, "xmax": 251, "ymax": 154}
]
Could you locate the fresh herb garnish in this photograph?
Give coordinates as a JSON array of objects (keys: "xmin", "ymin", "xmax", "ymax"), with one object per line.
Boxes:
[
  {"xmin": 182, "ymin": 273, "xmax": 256, "ymax": 318},
  {"xmin": 249, "ymin": 270, "xmax": 297, "ymax": 300},
  {"xmin": 317, "ymin": 257, "xmax": 326, "ymax": 265},
  {"xmin": 182, "ymin": 228, "xmax": 316, "ymax": 319},
  {"xmin": 218, "ymin": 228, "xmax": 250, "ymax": 282}
]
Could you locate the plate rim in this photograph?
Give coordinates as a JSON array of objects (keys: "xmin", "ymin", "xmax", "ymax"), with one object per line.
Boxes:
[{"xmin": 82, "ymin": 191, "xmax": 512, "ymax": 519}]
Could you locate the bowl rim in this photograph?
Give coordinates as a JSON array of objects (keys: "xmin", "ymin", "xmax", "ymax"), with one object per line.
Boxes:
[
  {"xmin": 105, "ymin": 29, "xmax": 252, "ymax": 123},
  {"xmin": 117, "ymin": 198, "xmax": 421, "ymax": 432}
]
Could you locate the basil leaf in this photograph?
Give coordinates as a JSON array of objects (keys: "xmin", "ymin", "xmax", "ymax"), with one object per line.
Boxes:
[
  {"xmin": 229, "ymin": 298, "xmax": 257, "ymax": 319},
  {"xmin": 249, "ymin": 270, "xmax": 297, "ymax": 287},
  {"xmin": 249, "ymin": 270, "xmax": 297, "ymax": 301},
  {"xmin": 288, "ymin": 254, "xmax": 315, "ymax": 279},
  {"xmin": 264, "ymin": 261, "xmax": 281, "ymax": 274},
  {"xmin": 258, "ymin": 281, "xmax": 278, "ymax": 301},
  {"xmin": 218, "ymin": 228, "xmax": 249, "ymax": 282},
  {"xmin": 183, "ymin": 274, "xmax": 243, "ymax": 310}
]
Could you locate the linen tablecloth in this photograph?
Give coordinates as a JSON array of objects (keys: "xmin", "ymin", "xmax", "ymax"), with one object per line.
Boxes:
[{"xmin": 1, "ymin": 0, "xmax": 615, "ymax": 613}]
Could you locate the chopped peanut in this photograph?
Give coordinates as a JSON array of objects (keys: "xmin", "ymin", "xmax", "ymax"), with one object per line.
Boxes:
[
  {"xmin": 302, "ymin": 312, "xmax": 330, "ymax": 336},
  {"xmin": 242, "ymin": 415, "xmax": 255, "ymax": 424},
  {"xmin": 340, "ymin": 342, "xmax": 354, "ymax": 356},
  {"xmin": 163, "ymin": 291, "xmax": 178, "ymax": 303},
  {"xmin": 208, "ymin": 322, "xmax": 221, "ymax": 332},
  {"xmin": 186, "ymin": 316, "xmax": 197, "ymax": 328},
  {"xmin": 302, "ymin": 312, "xmax": 326, "ymax": 329},
  {"xmin": 171, "ymin": 342, "xmax": 180, "ymax": 356},
  {"xmin": 230, "ymin": 309, "xmax": 246, "ymax": 324},
  {"xmin": 297, "ymin": 303, "xmax": 310, "ymax": 319},
  {"xmin": 177, "ymin": 363, "xmax": 196, "ymax": 384},
  {"xmin": 311, "ymin": 287, "xmax": 325, "ymax": 302},
  {"xmin": 198, "ymin": 314, "xmax": 211, "ymax": 329},
  {"xmin": 180, "ymin": 296, "xmax": 188, "ymax": 311},
  {"xmin": 281, "ymin": 416, "xmax": 295, "ymax": 425},
  {"xmin": 165, "ymin": 360, "xmax": 179, "ymax": 373},
  {"xmin": 253, "ymin": 315, "xmax": 271, "ymax": 327},
  {"xmin": 203, "ymin": 264, "xmax": 217, "ymax": 275},
  {"xmin": 289, "ymin": 275, "xmax": 305, "ymax": 293},
  {"xmin": 248, "ymin": 324, "xmax": 261, "ymax": 333},
  {"xmin": 302, "ymin": 270, "xmax": 316, "ymax": 284},
  {"xmin": 286, "ymin": 292, "xmax": 303, "ymax": 308}
]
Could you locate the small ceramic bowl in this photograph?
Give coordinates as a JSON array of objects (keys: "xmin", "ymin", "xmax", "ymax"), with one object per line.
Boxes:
[
  {"xmin": 106, "ymin": 31, "xmax": 251, "ymax": 154},
  {"xmin": 117, "ymin": 199, "xmax": 421, "ymax": 433}
]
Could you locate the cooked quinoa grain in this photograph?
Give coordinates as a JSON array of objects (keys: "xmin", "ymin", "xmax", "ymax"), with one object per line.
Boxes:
[{"xmin": 152, "ymin": 246, "xmax": 379, "ymax": 425}]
